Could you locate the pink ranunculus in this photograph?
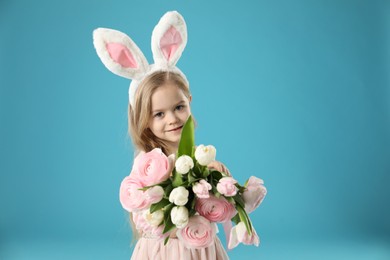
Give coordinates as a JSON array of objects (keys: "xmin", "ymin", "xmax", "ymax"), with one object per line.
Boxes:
[
  {"xmin": 192, "ymin": 179, "xmax": 212, "ymax": 198},
  {"xmin": 195, "ymin": 195, "xmax": 236, "ymax": 223},
  {"xmin": 119, "ymin": 176, "xmax": 151, "ymax": 212},
  {"xmin": 216, "ymin": 177, "xmax": 238, "ymax": 197},
  {"xmin": 242, "ymin": 176, "xmax": 267, "ymax": 213},
  {"xmin": 176, "ymin": 215, "xmax": 216, "ymax": 249},
  {"xmin": 228, "ymin": 222, "xmax": 260, "ymax": 249},
  {"xmin": 132, "ymin": 148, "xmax": 172, "ymax": 186}
]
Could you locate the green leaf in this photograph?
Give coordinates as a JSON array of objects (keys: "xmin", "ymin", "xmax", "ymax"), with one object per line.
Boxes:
[
  {"xmin": 163, "ymin": 215, "xmax": 176, "ymax": 234},
  {"xmin": 226, "ymin": 197, "xmax": 236, "ymax": 205},
  {"xmin": 233, "ymin": 194, "xmax": 246, "ymax": 209},
  {"xmin": 177, "ymin": 116, "xmax": 195, "ymax": 157},
  {"xmin": 189, "ymin": 208, "xmax": 197, "ymax": 216},
  {"xmin": 140, "ymin": 179, "xmax": 172, "ymax": 191},
  {"xmin": 238, "ymin": 186, "xmax": 247, "ymax": 193},
  {"xmin": 164, "ymin": 184, "xmax": 173, "ymax": 198},
  {"xmin": 202, "ymin": 167, "xmax": 210, "ymax": 178},
  {"xmin": 190, "ymin": 196, "xmax": 196, "ymax": 208},
  {"xmin": 164, "ymin": 236, "xmax": 170, "ymax": 245},
  {"xmin": 211, "ymin": 170, "xmax": 223, "ymax": 181},
  {"xmin": 232, "ymin": 214, "xmax": 240, "ymax": 224},
  {"xmin": 172, "ymin": 171, "xmax": 183, "ymax": 187},
  {"xmin": 237, "ymin": 204, "xmax": 252, "ymax": 235},
  {"xmin": 210, "ymin": 181, "xmax": 218, "ymax": 195},
  {"xmin": 193, "ymin": 163, "xmax": 202, "ymax": 177},
  {"xmin": 188, "ymin": 171, "xmax": 201, "ymax": 184},
  {"xmin": 155, "ymin": 179, "xmax": 172, "ymax": 187},
  {"xmin": 150, "ymin": 198, "xmax": 171, "ymax": 213},
  {"xmin": 164, "ymin": 203, "xmax": 174, "ymax": 214}
]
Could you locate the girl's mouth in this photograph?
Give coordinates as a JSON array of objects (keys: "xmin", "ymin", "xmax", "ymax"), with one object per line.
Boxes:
[{"xmin": 167, "ymin": 126, "xmax": 183, "ymax": 132}]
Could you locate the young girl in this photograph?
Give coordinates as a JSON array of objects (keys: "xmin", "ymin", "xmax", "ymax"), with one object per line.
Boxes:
[
  {"xmin": 128, "ymin": 70, "xmax": 229, "ymax": 259},
  {"xmin": 93, "ymin": 11, "xmax": 229, "ymax": 260}
]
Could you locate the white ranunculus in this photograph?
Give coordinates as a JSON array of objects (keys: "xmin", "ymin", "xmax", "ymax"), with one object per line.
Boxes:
[
  {"xmin": 169, "ymin": 186, "xmax": 189, "ymax": 206},
  {"xmin": 195, "ymin": 145, "xmax": 217, "ymax": 166},
  {"xmin": 144, "ymin": 209, "xmax": 164, "ymax": 227},
  {"xmin": 175, "ymin": 155, "xmax": 194, "ymax": 174},
  {"xmin": 171, "ymin": 206, "xmax": 189, "ymax": 228}
]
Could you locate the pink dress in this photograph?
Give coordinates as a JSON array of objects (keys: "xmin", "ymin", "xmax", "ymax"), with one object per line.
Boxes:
[{"xmin": 131, "ymin": 232, "xmax": 229, "ymax": 260}]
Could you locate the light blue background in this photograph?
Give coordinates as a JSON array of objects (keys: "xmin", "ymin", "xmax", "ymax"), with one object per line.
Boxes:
[{"xmin": 1, "ymin": 0, "xmax": 390, "ymax": 259}]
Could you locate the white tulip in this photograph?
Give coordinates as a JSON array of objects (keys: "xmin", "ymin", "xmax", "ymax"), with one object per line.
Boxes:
[
  {"xmin": 144, "ymin": 209, "xmax": 164, "ymax": 227},
  {"xmin": 169, "ymin": 186, "xmax": 189, "ymax": 206},
  {"xmin": 171, "ymin": 206, "xmax": 189, "ymax": 228},
  {"xmin": 195, "ymin": 145, "xmax": 216, "ymax": 166},
  {"xmin": 175, "ymin": 155, "xmax": 194, "ymax": 174}
]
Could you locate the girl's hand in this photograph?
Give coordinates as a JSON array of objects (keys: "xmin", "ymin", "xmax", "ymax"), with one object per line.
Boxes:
[
  {"xmin": 207, "ymin": 161, "xmax": 231, "ymax": 176},
  {"xmin": 169, "ymin": 228, "xmax": 178, "ymax": 238}
]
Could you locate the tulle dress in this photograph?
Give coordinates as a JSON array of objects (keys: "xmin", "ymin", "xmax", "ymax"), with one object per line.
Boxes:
[{"xmin": 131, "ymin": 229, "xmax": 229, "ymax": 260}]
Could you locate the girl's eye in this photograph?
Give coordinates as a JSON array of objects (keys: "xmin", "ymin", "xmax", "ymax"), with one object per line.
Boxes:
[
  {"xmin": 176, "ymin": 105, "xmax": 185, "ymax": 111},
  {"xmin": 154, "ymin": 112, "xmax": 164, "ymax": 118}
]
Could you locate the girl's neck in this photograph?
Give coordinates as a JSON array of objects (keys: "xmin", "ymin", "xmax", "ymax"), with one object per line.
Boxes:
[{"xmin": 166, "ymin": 142, "xmax": 179, "ymax": 156}]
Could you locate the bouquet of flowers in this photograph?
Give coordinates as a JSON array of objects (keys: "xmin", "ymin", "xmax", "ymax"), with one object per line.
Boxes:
[{"xmin": 119, "ymin": 116, "xmax": 267, "ymax": 249}]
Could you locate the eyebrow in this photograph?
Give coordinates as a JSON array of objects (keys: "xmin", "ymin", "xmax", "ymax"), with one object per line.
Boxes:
[{"xmin": 152, "ymin": 100, "xmax": 186, "ymax": 114}]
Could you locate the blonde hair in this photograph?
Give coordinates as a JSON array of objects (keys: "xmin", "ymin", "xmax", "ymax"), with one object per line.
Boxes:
[{"xmin": 127, "ymin": 71, "xmax": 191, "ymax": 242}]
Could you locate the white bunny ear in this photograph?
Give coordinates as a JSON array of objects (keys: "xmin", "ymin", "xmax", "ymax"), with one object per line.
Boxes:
[
  {"xmin": 151, "ymin": 11, "xmax": 187, "ymax": 67},
  {"xmin": 93, "ymin": 28, "xmax": 149, "ymax": 80}
]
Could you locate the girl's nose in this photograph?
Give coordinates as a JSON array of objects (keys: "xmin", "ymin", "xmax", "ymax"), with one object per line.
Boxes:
[{"xmin": 167, "ymin": 112, "xmax": 179, "ymax": 125}]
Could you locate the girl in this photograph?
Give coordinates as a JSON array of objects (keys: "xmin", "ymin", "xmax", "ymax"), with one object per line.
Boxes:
[
  {"xmin": 93, "ymin": 11, "xmax": 230, "ymax": 260},
  {"xmin": 128, "ymin": 70, "xmax": 229, "ymax": 259}
]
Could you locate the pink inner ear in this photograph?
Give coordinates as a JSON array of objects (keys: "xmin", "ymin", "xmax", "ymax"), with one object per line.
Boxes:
[
  {"xmin": 106, "ymin": 42, "xmax": 138, "ymax": 68},
  {"xmin": 160, "ymin": 26, "xmax": 182, "ymax": 61}
]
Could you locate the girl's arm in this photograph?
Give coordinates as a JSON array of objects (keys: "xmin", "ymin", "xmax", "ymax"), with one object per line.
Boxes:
[{"xmin": 207, "ymin": 161, "xmax": 231, "ymax": 176}]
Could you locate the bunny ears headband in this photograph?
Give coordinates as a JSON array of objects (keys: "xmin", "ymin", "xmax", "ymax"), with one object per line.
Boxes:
[{"xmin": 93, "ymin": 11, "xmax": 188, "ymax": 107}]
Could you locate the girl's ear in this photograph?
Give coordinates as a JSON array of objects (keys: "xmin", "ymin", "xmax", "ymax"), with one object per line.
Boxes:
[
  {"xmin": 188, "ymin": 95, "xmax": 192, "ymax": 103},
  {"xmin": 93, "ymin": 28, "xmax": 149, "ymax": 80},
  {"xmin": 151, "ymin": 11, "xmax": 187, "ymax": 68}
]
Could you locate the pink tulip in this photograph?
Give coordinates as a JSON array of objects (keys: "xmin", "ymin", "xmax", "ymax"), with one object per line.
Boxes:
[
  {"xmin": 192, "ymin": 180, "xmax": 212, "ymax": 198},
  {"xmin": 216, "ymin": 177, "xmax": 238, "ymax": 197},
  {"xmin": 119, "ymin": 176, "xmax": 152, "ymax": 212},
  {"xmin": 146, "ymin": 186, "xmax": 164, "ymax": 204},
  {"xmin": 176, "ymin": 215, "xmax": 216, "ymax": 249},
  {"xmin": 132, "ymin": 148, "xmax": 172, "ymax": 186},
  {"xmin": 228, "ymin": 222, "xmax": 260, "ymax": 250},
  {"xmin": 195, "ymin": 195, "xmax": 236, "ymax": 223},
  {"xmin": 242, "ymin": 176, "xmax": 267, "ymax": 213}
]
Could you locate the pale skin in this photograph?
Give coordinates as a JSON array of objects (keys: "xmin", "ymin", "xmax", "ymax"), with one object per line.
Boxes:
[{"xmin": 147, "ymin": 83, "xmax": 231, "ymax": 238}]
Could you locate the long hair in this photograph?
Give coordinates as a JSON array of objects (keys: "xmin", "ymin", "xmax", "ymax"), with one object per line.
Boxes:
[{"xmin": 127, "ymin": 71, "xmax": 191, "ymax": 241}]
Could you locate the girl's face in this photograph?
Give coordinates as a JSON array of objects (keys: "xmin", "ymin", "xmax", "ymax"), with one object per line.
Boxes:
[{"xmin": 148, "ymin": 82, "xmax": 192, "ymax": 151}]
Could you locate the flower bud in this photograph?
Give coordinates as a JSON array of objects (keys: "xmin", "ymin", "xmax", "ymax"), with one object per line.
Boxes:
[
  {"xmin": 175, "ymin": 155, "xmax": 194, "ymax": 174},
  {"xmin": 195, "ymin": 145, "xmax": 216, "ymax": 166},
  {"xmin": 192, "ymin": 179, "xmax": 212, "ymax": 198},
  {"xmin": 216, "ymin": 177, "xmax": 238, "ymax": 197},
  {"xmin": 171, "ymin": 206, "xmax": 189, "ymax": 228},
  {"xmin": 144, "ymin": 209, "xmax": 164, "ymax": 227},
  {"xmin": 169, "ymin": 186, "xmax": 189, "ymax": 206}
]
